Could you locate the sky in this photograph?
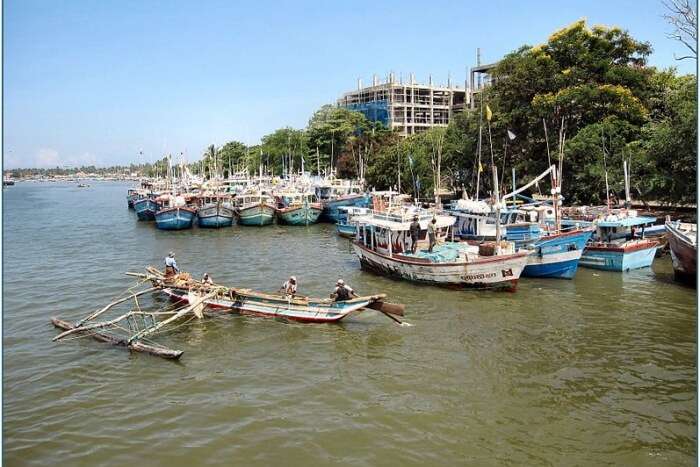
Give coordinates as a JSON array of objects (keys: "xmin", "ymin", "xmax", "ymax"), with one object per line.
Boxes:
[{"xmin": 3, "ymin": 0, "xmax": 696, "ymax": 169}]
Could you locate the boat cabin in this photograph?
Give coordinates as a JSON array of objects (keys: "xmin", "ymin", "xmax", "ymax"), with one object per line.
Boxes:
[{"xmin": 354, "ymin": 210, "xmax": 455, "ymax": 257}]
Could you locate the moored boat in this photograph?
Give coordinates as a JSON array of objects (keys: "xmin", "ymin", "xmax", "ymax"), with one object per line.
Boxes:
[
  {"xmin": 236, "ymin": 193, "xmax": 276, "ymax": 226},
  {"xmin": 154, "ymin": 194, "xmax": 197, "ymax": 230},
  {"xmin": 133, "ymin": 196, "xmax": 160, "ymax": 221},
  {"xmin": 197, "ymin": 194, "xmax": 236, "ymax": 228},
  {"xmin": 575, "ymin": 211, "xmax": 659, "ymax": 271},
  {"xmin": 126, "ymin": 189, "xmax": 140, "ymax": 208},
  {"xmin": 275, "ymin": 192, "xmax": 323, "ymax": 226},
  {"xmin": 352, "ymin": 208, "xmax": 529, "ymax": 290},
  {"xmin": 336, "ymin": 206, "xmax": 371, "ymax": 237},
  {"xmin": 665, "ymin": 219, "xmax": 697, "ymax": 284}
]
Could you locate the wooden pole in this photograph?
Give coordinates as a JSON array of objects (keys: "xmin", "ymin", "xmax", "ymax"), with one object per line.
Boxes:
[
  {"xmin": 75, "ymin": 287, "xmax": 156, "ymax": 327},
  {"xmin": 51, "ymin": 318, "xmax": 183, "ymax": 359},
  {"xmin": 128, "ymin": 291, "xmax": 217, "ymax": 343}
]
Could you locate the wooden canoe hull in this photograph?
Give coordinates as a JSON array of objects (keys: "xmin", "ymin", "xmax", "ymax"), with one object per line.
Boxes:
[
  {"xmin": 51, "ymin": 317, "xmax": 183, "ymax": 359},
  {"xmin": 160, "ymin": 288, "xmax": 377, "ymax": 323}
]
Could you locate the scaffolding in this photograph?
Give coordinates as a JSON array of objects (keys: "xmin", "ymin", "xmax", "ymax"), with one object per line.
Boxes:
[{"xmin": 337, "ymin": 73, "xmax": 468, "ymax": 137}]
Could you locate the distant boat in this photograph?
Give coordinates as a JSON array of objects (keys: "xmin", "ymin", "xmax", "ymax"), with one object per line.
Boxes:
[
  {"xmin": 3, "ymin": 178, "xmax": 15, "ymax": 186},
  {"xmin": 275, "ymin": 192, "xmax": 322, "ymax": 226},
  {"xmin": 154, "ymin": 195, "xmax": 197, "ymax": 230},
  {"xmin": 133, "ymin": 195, "xmax": 160, "ymax": 221},
  {"xmin": 77, "ymin": 183, "xmax": 90, "ymax": 188},
  {"xmin": 236, "ymin": 193, "xmax": 276, "ymax": 226},
  {"xmin": 665, "ymin": 219, "xmax": 697, "ymax": 285},
  {"xmin": 197, "ymin": 194, "xmax": 236, "ymax": 228}
]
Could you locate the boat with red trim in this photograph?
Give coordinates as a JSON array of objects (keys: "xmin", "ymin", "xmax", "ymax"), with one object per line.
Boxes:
[{"xmin": 665, "ymin": 219, "xmax": 697, "ymax": 284}]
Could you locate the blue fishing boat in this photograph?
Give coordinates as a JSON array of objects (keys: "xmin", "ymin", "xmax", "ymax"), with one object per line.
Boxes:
[
  {"xmin": 315, "ymin": 180, "xmax": 369, "ymax": 223},
  {"xmin": 154, "ymin": 195, "xmax": 197, "ymax": 230},
  {"xmin": 133, "ymin": 196, "xmax": 159, "ymax": 221},
  {"xmin": 275, "ymin": 192, "xmax": 323, "ymax": 226},
  {"xmin": 506, "ymin": 223, "xmax": 594, "ymax": 279},
  {"xmin": 336, "ymin": 206, "xmax": 371, "ymax": 237},
  {"xmin": 236, "ymin": 193, "xmax": 276, "ymax": 226},
  {"xmin": 197, "ymin": 194, "xmax": 236, "ymax": 228},
  {"xmin": 126, "ymin": 189, "xmax": 140, "ymax": 209},
  {"xmin": 570, "ymin": 211, "xmax": 659, "ymax": 271}
]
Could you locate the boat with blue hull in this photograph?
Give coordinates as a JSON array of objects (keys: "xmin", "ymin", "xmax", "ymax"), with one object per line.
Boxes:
[
  {"xmin": 507, "ymin": 226, "xmax": 594, "ymax": 279},
  {"xmin": 322, "ymin": 194, "xmax": 370, "ymax": 223},
  {"xmin": 133, "ymin": 196, "xmax": 159, "ymax": 221},
  {"xmin": 197, "ymin": 194, "xmax": 236, "ymax": 228},
  {"xmin": 275, "ymin": 192, "xmax": 322, "ymax": 226},
  {"xmin": 154, "ymin": 195, "xmax": 197, "ymax": 230},
  {"xmin": 127, "ymin": 189, "xmax": 140, "ymax": 209},
  {"xmin": 236, "ymin": 193, "xmax": 276, "ymax": 226},
  {"xmin": 566, "ymin": 211, "xmax": 659, "ymax": 272}
]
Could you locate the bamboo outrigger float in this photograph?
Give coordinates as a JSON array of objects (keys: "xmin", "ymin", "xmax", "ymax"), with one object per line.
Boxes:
[{"xmin": 51, "ymin": 267, "xmax": 406, "ymax": 359}]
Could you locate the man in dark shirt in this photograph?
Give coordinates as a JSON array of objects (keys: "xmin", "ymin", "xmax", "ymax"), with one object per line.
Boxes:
[
  {"xmin": 332, "ymin": 279, "xmax": 357, "ymax": 302},
  {"xmin": 409, "ymin": 215, "xmax": 421, "ymax": 254}
]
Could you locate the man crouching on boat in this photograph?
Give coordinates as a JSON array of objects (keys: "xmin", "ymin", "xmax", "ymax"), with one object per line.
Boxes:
[
  {"xmin": 279, "ymin": 276, "xmax": 297, "ymax": 297},
  {"xmin": 331, "ymin": 279, "xmax": 357, "ymax": 302},
  {"xmin": 164, "ymin": 252, "xmax": 179, "ymax": 278}
]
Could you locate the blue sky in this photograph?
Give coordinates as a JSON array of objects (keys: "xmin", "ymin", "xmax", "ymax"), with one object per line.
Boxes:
[{"xmin": 4, "ymin": 0, "xmax": 696, "ymax": 168}]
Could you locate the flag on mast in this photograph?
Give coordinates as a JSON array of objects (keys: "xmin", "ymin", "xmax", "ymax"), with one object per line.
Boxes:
[
  {"xmin": 507, "ymin": 129, "xmax": 516, "ymax": 140},
  {"xmin": 486, "ymin": 105, "xmax": 493, "ymax": 121}
]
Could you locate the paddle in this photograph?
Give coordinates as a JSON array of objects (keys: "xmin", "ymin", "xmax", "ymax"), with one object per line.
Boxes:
[{"xmin": 365, "ymin": 300, "xmax": 405, "ymax": 317}]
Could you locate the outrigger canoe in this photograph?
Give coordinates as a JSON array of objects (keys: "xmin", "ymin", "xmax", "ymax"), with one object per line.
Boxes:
[
  {"xmin": 140, "ymin": 267, "xmax": 402, "ymax": 323},
  {"xmin": 51, "ymin": 267, "xmax": 405, "ymax": 359}
]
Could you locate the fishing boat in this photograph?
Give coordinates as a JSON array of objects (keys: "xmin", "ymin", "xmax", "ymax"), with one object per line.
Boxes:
[
  {"xmin": 352, "ymin": 206, "xmax": 529, "ymax": 290},
  {"xmin": 51, "ymin": 267, "xmax": 406, "ymax": 359},
  {"xmin": 506, "ymin": 221, "xmax": 594, "ymax": 279},
  {"xmin": 336, "ymin": 206, "xmax": 371, "ymax": 237},
  {"xmin": 133, "ymin": 195, "xmax": 160, "ymax": 221},
  {"xmin": 572, "ymin": 211, "xmax": 659, "ymax": 271},
  {"xmin": 665, "ymin": 219, "xmax": 697, "ymax": 284},
  {"xmin": 197, "ymin": 193, "xmax": 236, "ymax": 228},
  {"xmin": 3, "ymin": 177, "xmax": 15, "ymax": 186},
  {"xmin": 236, "ymin": 192, "xmax": 276, "ymax": 226},
  {"xmin": 315, "ymin": 179, "xmax": 369, "ymax": 223},
  {"xmin": 275, "ymin": 191, "xmax": 323, "ymax": 226},
  {"xmin": 154, "ymin": 194, "xmax": 197, "ymax": 230},
  {"xmin": 126, "ymin": 189, "xmax": 140, "ymax": 208}
]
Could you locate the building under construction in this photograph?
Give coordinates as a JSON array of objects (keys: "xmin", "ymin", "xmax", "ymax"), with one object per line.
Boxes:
[{"xmin": 337, "ymin": 73, "xmax": 468, "ymax": 137}]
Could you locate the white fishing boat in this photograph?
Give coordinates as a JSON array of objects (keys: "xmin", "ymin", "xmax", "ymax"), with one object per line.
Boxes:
[{"xmin": 351, "ymin": 206, "xmax": 529, "ymax": 290}]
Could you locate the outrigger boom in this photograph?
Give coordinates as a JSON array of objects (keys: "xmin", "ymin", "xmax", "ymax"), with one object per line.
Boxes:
[{"xmin": 51, "ymin": 267, "xmax": 406, "ymax": 360}]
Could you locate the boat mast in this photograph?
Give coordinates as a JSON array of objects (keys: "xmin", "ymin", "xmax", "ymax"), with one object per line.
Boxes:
[
  {"xmin": 602, "ymin": 132, "xmax": 611, "ymax": 214},
  {"xmin": 493, "ymin": 166, "xmax": 502, "ymax": 254}
]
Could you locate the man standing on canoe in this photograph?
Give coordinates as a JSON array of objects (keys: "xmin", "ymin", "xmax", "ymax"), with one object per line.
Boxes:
[
  {"xmin": 427, "ymin": 217, "xmax": 437, "ymax": 253},
  {"xmin": 164, "ymin": 252, "xmax": 179, "ymax": 277},
  {"xmin": 332, "ymin": 279, "xmax": 357, "ymax": 302},
  {"xmin": 409, "ymin": 215, "xmax": 421, "ymax": 254}
]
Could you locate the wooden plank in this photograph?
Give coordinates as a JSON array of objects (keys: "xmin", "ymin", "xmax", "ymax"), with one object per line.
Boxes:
[{"xmin": 51, "ymin": 317, "xmax": 183, "ymax": 360}]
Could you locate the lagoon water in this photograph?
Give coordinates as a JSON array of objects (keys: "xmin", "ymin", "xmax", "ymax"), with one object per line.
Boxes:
[{"xmin": 3, "ymin": 181, "xmax": 696, "ymax": 466}]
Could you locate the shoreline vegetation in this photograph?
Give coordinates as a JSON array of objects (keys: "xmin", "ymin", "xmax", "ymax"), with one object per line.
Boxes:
[{"xmin": 6, "ymin": 21, "xmax": 697, "ymax": 208}]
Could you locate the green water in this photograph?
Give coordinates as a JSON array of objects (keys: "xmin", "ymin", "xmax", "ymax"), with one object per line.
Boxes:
[{"xmin": 3, "ymin": 182, "xmax": 696, "ymax": 466}]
